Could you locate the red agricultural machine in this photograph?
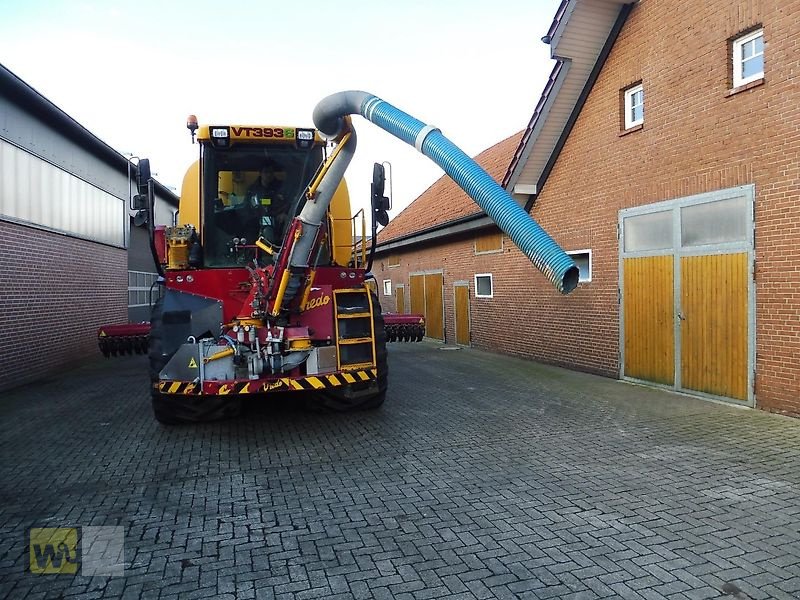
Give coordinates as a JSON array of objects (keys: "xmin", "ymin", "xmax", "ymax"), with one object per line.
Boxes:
[{"xmin": 99, "ymin": 91, "xmax": 577, "ymax": 424}]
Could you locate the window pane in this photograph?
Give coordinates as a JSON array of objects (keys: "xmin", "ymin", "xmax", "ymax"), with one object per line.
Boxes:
[
  {"xmin": 754, "ymin": 34, "xmax": 764, "ymax": 54},
  {"xmin": 680, "ymin": 196, "xmax": 748, "ymax": 247},
  {"xmin": 742, "ymin": 39, "xmax": 755, "ymax": 59},
  {"xmin": 632, "ymin": 103, "xmax": 643, "ymax": 123},
  {"xmin": 475, "ymin": 275, "xmax": 492, "ymax": 297},
  {"xmin": 742, "ymin": 55, "xmax": 764, "ymax": 79},
  {"xmin": 624, "ymin": 211, "xmax": 673, "ymax": 252}
]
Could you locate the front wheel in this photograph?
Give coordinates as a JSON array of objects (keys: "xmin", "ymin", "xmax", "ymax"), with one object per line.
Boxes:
[{"xmin": 152, "ymin": 392, "xmax": 241, "ymax": 425}]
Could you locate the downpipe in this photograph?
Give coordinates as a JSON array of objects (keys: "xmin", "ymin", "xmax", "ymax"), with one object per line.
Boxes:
[{"xmin": 313, "ymin": 91, "xmax": 579, "ymax": 294}]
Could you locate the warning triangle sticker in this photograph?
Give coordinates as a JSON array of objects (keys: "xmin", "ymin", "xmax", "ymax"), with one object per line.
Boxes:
[{"xmin": 188, "ymin": 357, "xmax": 198, "ymax": 368}]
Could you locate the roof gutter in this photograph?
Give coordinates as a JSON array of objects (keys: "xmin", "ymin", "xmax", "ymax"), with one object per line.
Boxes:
[{"xmin": 375, "ymin": 211, "xmax": 498, "ymax": 254}]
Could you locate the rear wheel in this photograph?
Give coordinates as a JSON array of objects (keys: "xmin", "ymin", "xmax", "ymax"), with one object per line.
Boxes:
[{"xmin": 149, "ymin": 297, "xmax": 241, "ymax": 424}]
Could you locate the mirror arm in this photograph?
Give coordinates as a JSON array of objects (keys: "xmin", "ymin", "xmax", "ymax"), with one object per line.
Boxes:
[
  {"xmin": 146, "ymin": 178, "xmax": 165, "ymax": 277},
  {"xmin": 365, "ymin": 205, "xmax": 379, "ymax": 274}
]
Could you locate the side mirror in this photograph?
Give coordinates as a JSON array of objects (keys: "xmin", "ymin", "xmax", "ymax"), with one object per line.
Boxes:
[
  {"xmin": 371, "ymin": 162, "xmax": 391, "ymax": 227},
  {"xmin": 137, "ymin": 158, "xmax": 151, "ymax": 190},
  {"xmin": 371, "ymin": 163, "xmax": 391, "ymax": 211},
  {"xmin": 132, "ymin": 194, "xmax": 148, "ymax": 210},
  {"xmin": 371, "ymin": 162, "xmax": 385, "ymax": 202}
]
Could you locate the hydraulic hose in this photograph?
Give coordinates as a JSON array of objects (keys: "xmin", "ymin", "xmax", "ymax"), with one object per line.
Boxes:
[{"xmin": 313, "ymin": 91, "xmax": 579, "ymax": 294}]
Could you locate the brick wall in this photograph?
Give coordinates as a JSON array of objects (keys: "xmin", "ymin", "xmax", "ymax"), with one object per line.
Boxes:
[
  {"xmin": 378, "ymin": 0, "xmax": 800, "ymax": 414},
  {"xmin": 0, "ymin": 220, "xmax": 127, "ymax": 391}
]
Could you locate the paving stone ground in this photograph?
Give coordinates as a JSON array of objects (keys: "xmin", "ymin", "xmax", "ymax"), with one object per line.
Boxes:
[{"xmin": 1, "ymin": 342, "xmax": 799, "ymax": 599}]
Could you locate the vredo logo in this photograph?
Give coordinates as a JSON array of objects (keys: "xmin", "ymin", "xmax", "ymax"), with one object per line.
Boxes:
[
  {"xmin": 303, "ymin": 294, "xmax": 331, "ymax": 312},
  {"xmin": 29, "ymin": 528, "xmax": 78, "ymax": 574}
]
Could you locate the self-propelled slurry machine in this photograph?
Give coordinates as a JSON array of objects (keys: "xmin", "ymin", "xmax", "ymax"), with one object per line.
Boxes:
[{"xmin": 100, "ymin": 91, "xmax": 579, "ymax": 424}]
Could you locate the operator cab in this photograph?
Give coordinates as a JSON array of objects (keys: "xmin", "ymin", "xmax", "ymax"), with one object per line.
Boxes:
[{"xmin": 195, "ymin": 126, "xmax": 325, "ymax": 268}]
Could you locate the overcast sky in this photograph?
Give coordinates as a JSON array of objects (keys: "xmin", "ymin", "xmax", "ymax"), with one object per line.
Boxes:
[{"xmin": 0, "ymin": 0, "xmax": 559, "ymax": 219}]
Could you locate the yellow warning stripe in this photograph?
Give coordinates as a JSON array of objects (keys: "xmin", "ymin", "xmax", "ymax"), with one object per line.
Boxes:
[
  {"xmin": 158, "ymin": 369, "xmax": 376, "ymax": 395},
  {"xmin": 305, "ymin": 377, "xmax": 325, "ymax": 390},
  {"xmin": 287, "ymin": 379, "xmax": 304, "ymax": 390}
]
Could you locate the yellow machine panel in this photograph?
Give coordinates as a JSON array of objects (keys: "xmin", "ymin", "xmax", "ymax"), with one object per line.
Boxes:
[
  {"xmin": 179, "ymin": 160, "xmax": 200, "ymax": 229},
  {"xmin": 196, "ymin": 125, "xmax": 324, "ymax": 145}
]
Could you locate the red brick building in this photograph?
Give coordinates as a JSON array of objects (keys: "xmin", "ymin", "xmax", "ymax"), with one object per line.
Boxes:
[
  {"xmin": 374, "ymin": 0, "xmax": 800, "ymax": 415},
  {"xmin": 0, "ymin": 64, "xmax": 177, "ymax": 391}
]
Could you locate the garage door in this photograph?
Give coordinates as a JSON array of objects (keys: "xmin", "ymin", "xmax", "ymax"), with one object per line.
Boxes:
[{"xmin": 620, "ymin": 186, "xmax": 754, "ymax": 404}]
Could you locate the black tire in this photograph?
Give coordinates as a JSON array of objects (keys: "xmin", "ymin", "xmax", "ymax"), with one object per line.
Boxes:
[
  {"xmin": 149, "ymin": 297, "xmax": 241, "ymax": 425},
  {"xmin": 318, "ymin": 292, "xmax": 387, "ymax": 411}
]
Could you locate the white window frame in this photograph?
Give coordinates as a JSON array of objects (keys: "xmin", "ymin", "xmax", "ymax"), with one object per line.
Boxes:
[
  {"xmin": 382, "ymin": 279, "xmax": 392, "ymax": 296},
  {"xmin": 623, "ymin": 84, "xmax": 644, "ymax": 129},
  {"xmin": 732, "ymin": 28, "xmax": 764, "ymax": 88},
  {"xmin": 474, "ymin": 273, "xmax": 493, "ymax": 299},
  {"xmin": 567, "ymin": 249, "xmax": 592, "ymax": 283}
]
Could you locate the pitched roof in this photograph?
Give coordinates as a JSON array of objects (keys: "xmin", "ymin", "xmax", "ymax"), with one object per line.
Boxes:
[
  {"xmin": 502, "ymin": 0, "xmax": 631, "ymax": 198},
  {"xmin": 377, "ymin": 131, "xmax": 523, "ymax": 244}
]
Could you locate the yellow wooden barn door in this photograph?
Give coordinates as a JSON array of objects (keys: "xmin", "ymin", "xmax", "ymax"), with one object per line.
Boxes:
[
  {"xmin": 623, "ymin": 256, "xmax": 675, "ymax": 385},
  {"xmin": 409, "ymin": 273, "xmax": 445, "ymax": 340},
  {"xmin": 395, "ymin": 285, "xmax": 405, "ymax": 314},
  {"xmin": 680, "ymin": 253, "xmax": 749, "ymax": 400},
  {"xmin": 409, "ymin": 275, "xmax": 425, "ymax": 316},
  {"xmin": 621, "ymin": 187, "xmax": 754, "ymax": 405},
  {"xmin": 454, "ymin": 284, "xmax": 470, "ymax": 346},
  {"xmin": 424, "ymin": 273, "xmax": 444, "ymax": 340}
]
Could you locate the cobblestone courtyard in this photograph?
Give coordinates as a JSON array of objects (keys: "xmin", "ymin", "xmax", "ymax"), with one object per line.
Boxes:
[{"xmin": 1, "ymin": 343, "xmax": 799, "ymax": 599}]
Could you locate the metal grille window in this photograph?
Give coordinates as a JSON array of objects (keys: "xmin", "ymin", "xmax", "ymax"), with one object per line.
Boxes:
[
  {"xmin": 732, "ymin": 29, "xmax": 764, "ymax": 88},
  {"xmin": 128, "ymin": 271, "xmax": 160, "ymax": 307}
]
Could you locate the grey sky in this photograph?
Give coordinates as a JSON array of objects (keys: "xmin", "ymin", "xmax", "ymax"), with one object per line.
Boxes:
[{"xmin": 0, "ymin": 0, "xmax": 559, "ymax": 218}]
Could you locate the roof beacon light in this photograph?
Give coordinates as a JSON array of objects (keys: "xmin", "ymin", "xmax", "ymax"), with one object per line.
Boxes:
[{"xmin": 187, "ymin": 114, "xmax": 199, "ymax": 144}]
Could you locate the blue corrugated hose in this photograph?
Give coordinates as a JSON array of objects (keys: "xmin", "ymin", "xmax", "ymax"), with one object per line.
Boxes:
[{"xmin": 314, "ymin": 91, "xmax": 579, "ymax": 294}]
